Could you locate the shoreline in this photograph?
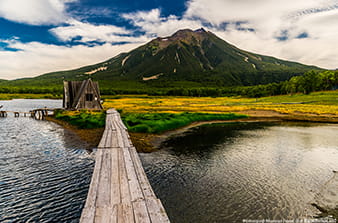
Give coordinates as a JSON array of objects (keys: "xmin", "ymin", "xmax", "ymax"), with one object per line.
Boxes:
[
  {"xmin": 47, "ymin": 109, "xmax": 338, "ymax": 153},
  {"xmin": 150, "ymin": 110, "xmax": 338, "ymax": 151},
  {"xmin": 45, "ymin": 117, "xmax": 104, "ymax": 149}
]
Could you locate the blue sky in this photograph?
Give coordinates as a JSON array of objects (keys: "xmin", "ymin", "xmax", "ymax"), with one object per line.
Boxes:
[{"xmin": 0, "ymin": 0, "xmax": 337, "ymax": 79}]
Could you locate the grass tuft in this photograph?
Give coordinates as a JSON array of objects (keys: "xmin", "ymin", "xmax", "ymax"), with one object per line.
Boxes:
[
  {"xmin": 121, "ymin": 112, "xmax": 248, "ymax": 133},
  {"xmin": 54, "ymin": 110, "xmax": 106, "ymax": 129}
]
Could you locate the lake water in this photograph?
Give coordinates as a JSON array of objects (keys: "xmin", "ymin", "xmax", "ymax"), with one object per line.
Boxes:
[
  {"xmin": 0, "ymin": 100, "xmax": 95, "ymax": 222},
  {"xmin": 1, "ymin": 100, "xmax": 337, "ymax": 223},
  {"xmin": 140, "ymin": 122, "xmax": 338, "ymax": 223}
]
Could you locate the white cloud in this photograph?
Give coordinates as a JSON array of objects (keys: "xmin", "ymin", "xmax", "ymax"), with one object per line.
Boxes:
[
  {"xmin": 0, "ymin": 40, "xmax": 142, "ymax": 80},
  {"xmin": 0, "ymin": 0, "xmax": 75, "ymax": 25},
  {"xmin": 50, "ymin": 20, "xmax": 150, "ymax": 43},
  {"xmin": 122, "ymin": 9, "xmax": 203, "ymax": 37}
]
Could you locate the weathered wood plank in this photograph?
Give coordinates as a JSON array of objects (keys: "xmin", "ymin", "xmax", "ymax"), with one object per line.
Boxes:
[
  {"xmin": 128, "ymin": 147, "xmax": 156, "ymax": 199},
  {"xmin": 146, "ymin": 199, "xmax": 170, "ymax": 223},
  {"xmin": 110, "ymin": 148, "xmax": 120, "ymax": 206},
  {"xmin": 117, "ymin": 203, "xmax": 134, "ymax": 223},
  {"xmin": 118, "ymin": 145, "xmax": 132, "ymax": 204},
  {"xmin": 122, "ymin": 147, "xmax": 144, "ymax": 202},
  {"xmin": 98, "ymin": 130, "xmax": 108, "ymax": 148},
  {"xmin": 95, "ymin": 206, "xmax": 112, "ymax": 223},
  {"xmin": 116, "ymin": 128, "xmax": 126, "ymax": 148},
  {"xmin": 80, "ymin": 149, "xmax": 104, "ymax": 223},
  {"xmin": 96, "ymin": 150, "xmax": 111, "ymax": 207},
  {"xmin": 132, "ymin": 200, "xmax": 151, "ymax": 223}
]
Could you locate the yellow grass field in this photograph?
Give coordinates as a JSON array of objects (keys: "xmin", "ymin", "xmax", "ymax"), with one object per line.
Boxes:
[{"xmin": 103, "ymin": 91, "xmax": 338, "ymax": 116}]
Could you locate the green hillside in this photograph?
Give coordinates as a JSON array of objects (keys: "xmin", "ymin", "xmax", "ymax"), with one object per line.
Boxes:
[{"xmin": 0, "ymin": 28, "xmax": 320, "ymax": 91}]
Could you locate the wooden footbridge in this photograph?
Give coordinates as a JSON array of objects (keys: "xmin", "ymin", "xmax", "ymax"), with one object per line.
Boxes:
[
  {"xmin": 80, "ymin": 109, "xmax": 170, "ymax": 223},
  {"xmin": 0, "ymin": 108, "xmax": 55, "ymax": 119}
]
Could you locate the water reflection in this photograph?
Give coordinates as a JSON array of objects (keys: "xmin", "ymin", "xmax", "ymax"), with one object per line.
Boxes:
[
  {"xmin": 0, "ymin": 100, "xmax": 94, "ymax": 223},
  {"xmin": 141, "ymin": 122, "xmax": 338, "ymax": 223}
]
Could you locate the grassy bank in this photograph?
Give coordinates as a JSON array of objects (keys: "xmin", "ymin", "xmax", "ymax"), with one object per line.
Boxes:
[
  {"xmin": 54, "ymin": 110, "xmax": 106, "ymax": 129},
  {"xmin": 54, "ymin": 109, "xmax": 248, "ymax": 133},
  {"xmin": 122, "ymin": 112, "xmax": 248, "ymax": 134}
]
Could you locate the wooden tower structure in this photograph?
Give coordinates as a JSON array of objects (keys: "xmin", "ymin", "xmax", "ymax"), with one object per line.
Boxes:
[{"xmin": 63, "ymin": 79, "xmax": 103, "ymax": 110}]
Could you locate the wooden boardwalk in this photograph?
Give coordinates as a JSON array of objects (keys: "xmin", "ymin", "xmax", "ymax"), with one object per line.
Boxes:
[
  {"xmin": 80, "ymin": 109, "xmax": 170, "ymax": 223},
  {"xmin": 0, "ymin": 108, "xmax": 55, "ymax": 119}
]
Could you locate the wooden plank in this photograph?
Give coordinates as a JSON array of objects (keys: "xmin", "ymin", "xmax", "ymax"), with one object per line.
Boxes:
[
  {"xmin": 146, "ymin": 199, "xmax": 170, "ymax": 223},
  {"xmin": 128, "ymin": 147, "xmax": 156, "ymax": 199},
  {"xmin": 95, "ymin": 206, "xmax": 113, "ymax": 223},
  {"xmin": 98, "ymin": 130, "xmax": 108, "ymax": 148},
  {"xmin": 107, "ymin": 109, "xmax": 117, "ymax": 114},
  {"xmin": 117, "ymin": 203, "xmax": 135, "ymax": 223},
  {"xmin": 114, "ymin": 122, "xmax": 125, "ymax": 148},
  {"xmin": 121, "ymin": 130, "xmax": 132, "ymax": 148},
  {"xmin": 111, "ymin": 205, "xmax": 117, "ymax": 223},
  {"xmin": 115, "ymin": 117, "xmax": 128, "ymax": 130},
  {"xmin": 111, "ymin": 131, "xmax": 120, "ymax": 148},
  {"xmin": 110, "ymin": 148, "xmax": 121, "ymax": 206},
  {"xmin": 132, "ymin": 200, "xmax": 151, "ymax": 223},
  {"xmin": 111, "ymin": 118, "xmax": 119, "ymax": 132},
  {"xmin": 80, "ymin": 207, "xmax": 95, "ymax": 223},
  {"xmin": 96, "ymin": 150, "xmax": 111, "ymax": 207},
  {"xmin": 119, "ymin": 146, "xmax": 132, "ymax": 204},
  {"xmin": 80, "ymin": 149, "xmax": 104, "ymax": 223},
  {"xmin": 122, "ymin": 146, "xmax": 144, "ymax": 202}
]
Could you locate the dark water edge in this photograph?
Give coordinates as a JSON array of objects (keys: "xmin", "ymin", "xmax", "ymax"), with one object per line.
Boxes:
[
  {"xmin": 140, "ymin": 122, "xmax": 338, "ymax": 223},
  {"xmin": 0, "ymin": 100, "xmax": 95, "ymax": 223}
]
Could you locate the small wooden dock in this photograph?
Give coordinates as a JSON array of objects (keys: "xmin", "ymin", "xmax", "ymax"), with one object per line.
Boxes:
[
  {"xmin": 80, "ymin": 109, "xmax": 170, "ymax": 223},
  {"xmin": 0, "ymin": 108, "xmax": 55, "ymax": 119}
]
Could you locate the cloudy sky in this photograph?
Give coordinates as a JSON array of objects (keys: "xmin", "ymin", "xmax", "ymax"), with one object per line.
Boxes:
[{"xmin": 0, "ymin": 0, "xmax": 337, "ymax": 79}]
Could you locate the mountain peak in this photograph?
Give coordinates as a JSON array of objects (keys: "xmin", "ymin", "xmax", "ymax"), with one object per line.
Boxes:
[
  {"xmin": 154, "ymin": 28, "xmax": 210, "ymax": 46},
  {"xmin": 171, "ymin": 28, "xmax": 207, "ymax": 37},
  {"xmin": 194, "ymin": 28, "xmax": 207, "ymax": 33}
]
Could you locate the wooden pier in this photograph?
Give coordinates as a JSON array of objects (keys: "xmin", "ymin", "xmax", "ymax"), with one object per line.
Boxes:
[
  {"xmin": 0, "ymin": 108, "xmax": 55, "ymax": 119},
  {"xmin": 80, "ymin": 109, "xmax": 170, "ymax": 223}
]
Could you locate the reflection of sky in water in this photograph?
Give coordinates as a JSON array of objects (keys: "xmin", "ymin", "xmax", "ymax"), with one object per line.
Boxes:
[
  {"xmin": 141, "ymin": 122, "xmax": 338, "ymax": 223},
  {"xmin": 0, "ymin": 99, "xmax": 94, "ymax": 222},
  {"xmin": 0, "ymin": 99, "xmax": 62, "ymax": 112}
]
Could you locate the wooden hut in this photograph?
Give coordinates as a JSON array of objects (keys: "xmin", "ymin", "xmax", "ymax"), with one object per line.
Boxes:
[{"xmin": 63, "ymin": 79, "xmax": 103, "ymax": 110}]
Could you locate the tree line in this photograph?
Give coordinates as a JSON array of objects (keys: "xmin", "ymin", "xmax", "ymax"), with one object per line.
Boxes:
[{"xmin": 0, "ymin": 70, "xmax": 337, "ymax": 98}]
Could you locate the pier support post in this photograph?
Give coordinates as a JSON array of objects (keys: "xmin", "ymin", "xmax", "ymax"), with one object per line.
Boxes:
[{"xmin": 0, "ymin": 111, "xmax": 7, "ymax": 117}]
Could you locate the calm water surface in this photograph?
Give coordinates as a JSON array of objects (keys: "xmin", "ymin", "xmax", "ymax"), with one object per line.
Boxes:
[
  {"xmin": 140, "ymin": 122, "xmax": 338, "ymax": 223},
  {"xmin": 0, "ymin": 100, "xmax": 95, "ymax": 222},
  {"xmin": 1, "ymin": 100, "xmax": 337, "ymax": 223}
]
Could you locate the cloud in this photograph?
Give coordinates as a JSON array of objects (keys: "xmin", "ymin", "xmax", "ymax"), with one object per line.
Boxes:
[
  {"xmin": 0, "ymin": 0, "xmax": 75, "ymax": 25},
  {"xmin": 0, "ymin": 40, "xmax": 142, "ymax": 79},
  {"xmin": 50, "ymin": 20, "xmax": 150, "ymax": 43},
  {"xmin": 184, "ymin": 0, "xmax": 337, "ymax": 36},
  {"xmin": 122, "ymin": 9, "xmax": 203, "ymax": 37}
]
